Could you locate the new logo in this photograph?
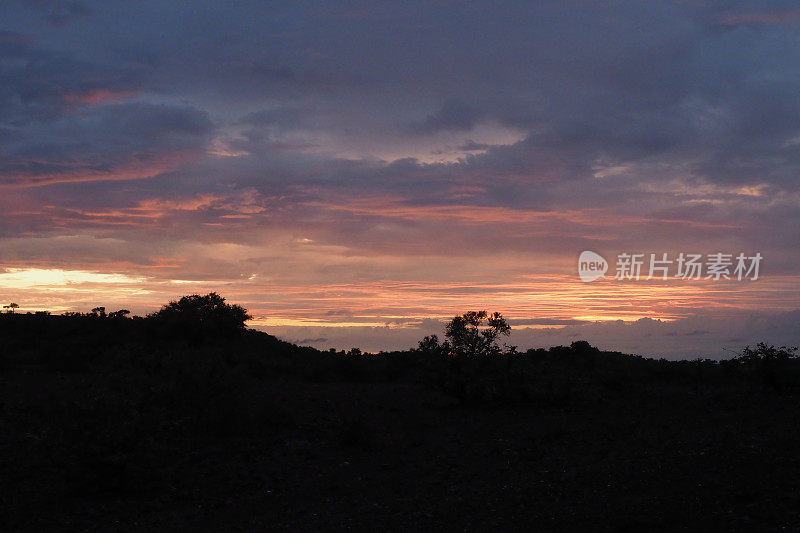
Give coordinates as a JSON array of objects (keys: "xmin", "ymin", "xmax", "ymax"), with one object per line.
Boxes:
[{"xmin": 578, "ymin": 251, "xmax": 607, "ymax": 282}]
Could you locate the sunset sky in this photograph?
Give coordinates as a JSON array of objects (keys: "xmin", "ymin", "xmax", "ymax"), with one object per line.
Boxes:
[{"xmin": 1, "ymin": 1, "xmax": 799, "ymax": 358}]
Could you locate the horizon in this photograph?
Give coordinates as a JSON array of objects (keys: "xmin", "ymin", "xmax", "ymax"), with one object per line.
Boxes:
[
  {"xmin": 2, "ymin": 1, "xmax": 800, "ymax": 359},
  {"xmin": 2, "ymin": 293, "xmax": 798, "ymax": 361}
]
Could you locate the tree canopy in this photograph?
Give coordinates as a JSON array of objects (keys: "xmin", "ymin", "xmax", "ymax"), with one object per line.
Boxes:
[
  {"xmin": 419, "ymin": 310, "xmax": 511, "ymax": 357},
  {"xmin": 149, "ymin": 292, "xmax": 252, "ymax": 335}
]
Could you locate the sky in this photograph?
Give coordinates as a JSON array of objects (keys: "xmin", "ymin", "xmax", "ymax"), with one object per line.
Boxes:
[{"xmin": 1, "ymin": 0, "xmax": 799, "ymax": 358}]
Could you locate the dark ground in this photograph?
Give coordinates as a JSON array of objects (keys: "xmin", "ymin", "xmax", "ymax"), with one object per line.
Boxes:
[{"xmin": 2, "ymin": 313, "xmax": 800, "ymax": 531}]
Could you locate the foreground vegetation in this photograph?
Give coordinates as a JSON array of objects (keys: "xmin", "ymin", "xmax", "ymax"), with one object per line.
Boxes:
[{"xmin": 1, "ymin": 295, "xmax": 799, "ymax": 530}]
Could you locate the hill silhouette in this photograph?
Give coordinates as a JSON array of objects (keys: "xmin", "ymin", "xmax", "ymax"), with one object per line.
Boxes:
[{"xmin": 2, "ymin": 294, "xmax": 800, "ymax": 530}]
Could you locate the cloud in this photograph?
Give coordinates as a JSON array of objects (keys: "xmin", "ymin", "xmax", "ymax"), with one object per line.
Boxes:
[
  {"xmin": 45, "ymin": 0, "xmax": 90, "ymax": 26},
  {"xmin": 716, "ymin": 9, "xmax": 800, "ymax": 27},
  {"xmin": 409, "ymin": 99, "xmax": 483, "ymax": 134},
  {"xmin": 10, "ymin": 0, "xmax": 90, "ymax": 26},
  {"xmin": 1, "ymin": 1, "xmax": 799, "ymax": 355},
  {"xmin": 0, "ymin": 102, "xmax": 213, "ymax": 186}
]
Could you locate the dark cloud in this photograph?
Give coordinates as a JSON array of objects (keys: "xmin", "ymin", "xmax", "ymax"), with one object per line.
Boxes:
[
  {"xmin": 457, "ymin": 140, "xmax": 496, "ymax": 151},
  {"xmin": 287, "ymin": 337, "xmax": 328, "ymax": 345},
  {"xmin": 5, "ymin": 1, "xmax": 800, "ymax": 191},
  {"xmin": 0, "ymin": 102, "xmax": 213, "ymax": 186},
  {"xmin": 409, "ymin": 99, "xmax": 482, "ymax": 134},
  {"xmin": 11, "ymin": 0, "xmax": 90, "ymax": 26},
  {"xmin": 45, "ymin": 0, "xmax": 90, "ymax": 26},
  {"xmin": 239, "ymin": 107, "xmax": 308, "ymax": 129},
  {"xmin": 0, "ymin": 32, "xmax": 147, "ymax": 127}
]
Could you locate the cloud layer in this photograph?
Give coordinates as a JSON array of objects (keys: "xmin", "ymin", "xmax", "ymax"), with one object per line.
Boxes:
[{"xmin": 1, "ymin": 1, "xmax": 799, "ymax": 357}]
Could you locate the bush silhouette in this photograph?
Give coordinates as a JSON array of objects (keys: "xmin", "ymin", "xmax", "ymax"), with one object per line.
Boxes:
[
  {"xmin": 148, "ymin": 292, "xmax": 252, "ymax": 339},
  {"xmin": 417, "ymin": 334, "xmax": 451, "ymax": 357},
  {"xmin": 734, "ymin": 342, "xmax": 799, "ymax": 390},
  {"xmin": 736, "ymin": 342, "xmax": 798, "ymax": 363}
]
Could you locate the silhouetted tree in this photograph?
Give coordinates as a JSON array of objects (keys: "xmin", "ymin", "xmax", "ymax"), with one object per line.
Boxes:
[
  {"xmin": 736, "ymin": 342, "xmax": 798, "ymax": 363},
  {"xmin": 735, "ymin": 342, "xmax": 799, "ymax": 390},
  {"xmin": 3, "ymin": 303, "xmax": 19, "ymax": 314},
  {"xmin": 570, "ymin": 340, "xmax": 598, "ymax": 355},
  {"xmin": 91, "ymin": 307, "xmax": 106, "ymax": 317},
  {"xmin": 108, "ymin": 309, "xmax": 131, "ymax": 319},
  {"xmin": 444, "ymin": 310, "xmax": 511, "ymax": 357},
  {"xmin": 417, "ymin": 334, "xmax": 451, "ymax": 356},
  {"xmin": 148, "ymin": 293, "xmax": 252, "ymax": 336}
]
